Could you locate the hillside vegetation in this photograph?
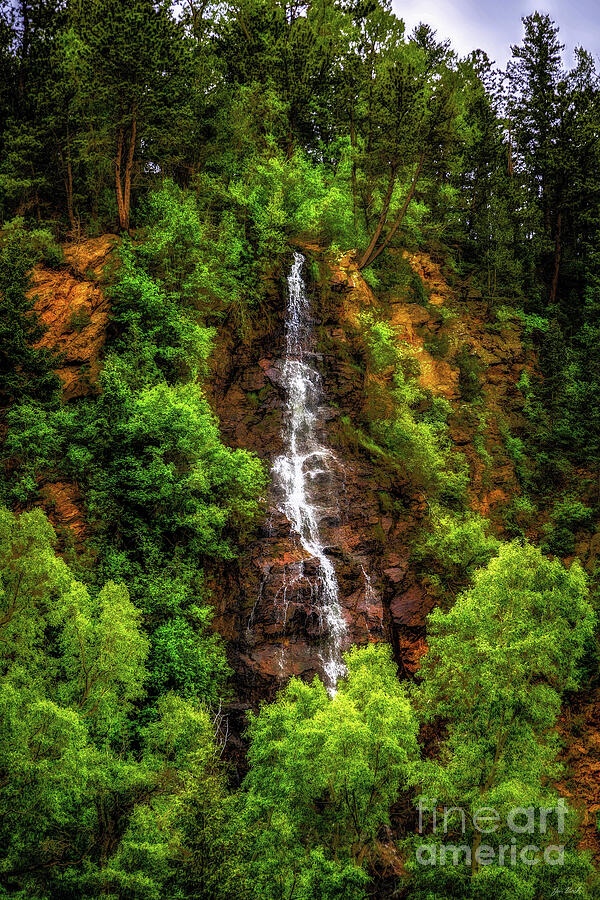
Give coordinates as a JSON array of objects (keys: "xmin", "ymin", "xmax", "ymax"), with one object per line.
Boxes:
[{"xmin": 0, "ymin": 2, "xmax": 599, "ymax": 898}]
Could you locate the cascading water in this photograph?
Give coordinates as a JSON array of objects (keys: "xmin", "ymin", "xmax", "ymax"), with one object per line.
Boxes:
[{"xmin": 272, "ymin": 251, "xmax": 348, "ymax": 689}]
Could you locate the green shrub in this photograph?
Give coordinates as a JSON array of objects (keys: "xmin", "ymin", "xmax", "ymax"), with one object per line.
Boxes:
[
  {"xmin": 414, "ymin": 505, "xmax": 500, "ymax": 595},
  {"xmin": 361, "ymin": 265, "xmax": 380, "ymax": 290},
  {"xmin": 455, "ymin": 344, "xmax": 482, "ymax": 402},
  {"xmin": 0, "ymin": 219, "xmax": 60, "ymax": 407},
  {"xmin": 69, "ymin": 305, "xmax": 92, "ymax": 332},
  {"xmin": 240, "ymin": 644, "xmax": 418, "ymax": 893},
  {"xmin": 543, "ymin": 498, "xmax": 596, "ymax": 556},
  {"xmin": 411, "ymin": 272, "xmax": 429, "ymax": 304},
  {"xmin": 423, "ymin": 332, "xmax": 450, "ymax": 358},
  {"xmin": 500, "ymin": 423, "xmax": 532, "ymax": 487},
  {"xmin": 504, "ymin": 494, "xmax": 537, "ymax": 536},
  {"xmin": 358, "ymin": 313, "xmax": 467, "ymax": 504}
]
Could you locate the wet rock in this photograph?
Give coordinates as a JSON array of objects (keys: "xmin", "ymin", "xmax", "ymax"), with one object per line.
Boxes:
[
  {"xmin": 389, "ymin": 583, "xmax": 433, "ymax": 626},
  {"xmin": 208, "ymin": 241, "xmax": 530, "ymax": 701}
]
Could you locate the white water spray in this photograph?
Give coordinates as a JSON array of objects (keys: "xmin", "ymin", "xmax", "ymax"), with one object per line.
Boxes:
[{"xmin": 272, "ymin": 251, "xmax": 348, "ymax": 689}]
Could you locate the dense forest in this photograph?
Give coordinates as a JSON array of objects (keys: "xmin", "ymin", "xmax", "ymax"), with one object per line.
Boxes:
[{"xmin": 1, "ymin": 0, "xmax": 600, "ymax": 897}]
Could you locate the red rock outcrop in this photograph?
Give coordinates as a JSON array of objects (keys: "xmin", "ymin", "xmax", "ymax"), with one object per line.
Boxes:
[
  {"xmin": 557, "ymin": 688, "xmax": 600, "ymax": 862},
  {"xmin": 40, "ymin": 481, "xmax": 87, "ymax": 543},
  {"xmin": 31, "ymin": 235, "xmax": 116, "ymax": 400},
  {"xmin": 28, "ymin": 235, "xmax": 117, "ymax": 541}
]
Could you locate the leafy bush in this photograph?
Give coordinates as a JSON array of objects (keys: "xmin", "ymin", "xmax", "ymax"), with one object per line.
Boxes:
[
  {"xmin": 69, "ymin": 305, "xmax": 92, "ymax": 332},
  {"xmin": 407, "ymin": 542, "xmax": 594, "ymax": 898},
  {"xmin": 238, "ymin": 644, "xmax": 418, "ymax": 896},
  {"xmin": 543, "ymin": 498, "xmax": 596, "ymax": 556},
  {"xmin": 455, "ymin": 344, "xmax": 482, "ymax": 402},
  {"xmin": 411, "ymin": 272, "xmax": 429, "ymax": 304},
  {"xmin": 414, "ymin": 505, "xmax": 500, "ymax": 595},
  {"xmin": 68, "ymin": 364, "xmax": 268, "ymax": 562},
  {"xmin": 423, "ymin": 332, "xmax": 450, "ymax": 358},
  {"xmin": 500, "ymin": 423, "xmax": 533, "ymax": 487},
  {"xmin": 151, "ymin": 614, "xmax": 231, "ymax": 702},
  {"xmin": 359, "ymin": 313, "xmax": 467, "ymax": 503},
  {"xmin": 504, "ymin": 494, "xmax": 537, "ymax": 536},
  {"xmin": 0, "ymin": 219, "xmax": 60, "ymax": 407}
]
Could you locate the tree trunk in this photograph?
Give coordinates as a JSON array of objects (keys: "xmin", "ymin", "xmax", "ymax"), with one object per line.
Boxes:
[
  {"xmin": 286, "ymin": 130, "xmax": 295, "ymax": 160},
  {"xmin": 115, "ymin": 126, "xmax": 125, "ymax": 230},
  {"xmin": 122, "ymin": 110, "xmax": 137, "ymax": 232},
  {"xmin": 64, "ymin": 123, "xmax": 75, "ymax": 232},
  {"xmin": 549, "ymin": 210, "xmax": 562, "ymax": 307},
  {"xmin": 350, "ymin": 117, "xmax": 358, "ymax": 235},
  {"xmin": 358, "ymin": 164, "xmax": 397, "ymax": 270},
  {"xmin": 360, "ymin": 151, "xmax": 425, "ymax": 270},
  {"xmin": 471, "ymin": 829, "xmax": 482, "ymax": 875},
  {"xmin": 115, "ymin": 107, "xmax": 137, "ymax": 232}
]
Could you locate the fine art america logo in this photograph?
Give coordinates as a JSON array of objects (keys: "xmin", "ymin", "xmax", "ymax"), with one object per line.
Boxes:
[{"xmin": 416, "ymin": 798, "xmax": 567, "ymax": 868}]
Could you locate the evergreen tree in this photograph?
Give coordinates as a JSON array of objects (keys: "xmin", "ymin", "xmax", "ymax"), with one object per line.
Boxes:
[
  {"xmin": 0, "ymin": 220, "xmax": 59, "ymax": 409},
  {"xmin": 70, "ymin": 0, "xmax": 193, "ymax": 230}
]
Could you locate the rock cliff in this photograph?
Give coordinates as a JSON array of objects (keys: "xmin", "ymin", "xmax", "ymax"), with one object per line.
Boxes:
[
  {"xmin": 28, "ymin": 235, "xmax": 117, "ymax": 540},
  {"xmin": 208, "ymin": 245, "xmax": 528, "ymax": 699},
  {"xmin": 31, "ymin": 235, "xmax": 116, "ymax": 400}
]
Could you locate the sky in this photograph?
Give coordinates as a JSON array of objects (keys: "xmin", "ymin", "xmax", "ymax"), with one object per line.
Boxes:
[{"xmin": 392, "ymin": 0, "xmax": 600, "ymax": 68}]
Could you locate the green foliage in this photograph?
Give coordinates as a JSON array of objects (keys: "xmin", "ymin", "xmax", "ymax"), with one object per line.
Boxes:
[
  {"xmin": 150, "ymin": 611, "xmax": 231, "ymax": 702},
  {"xmin": 239, "ymin": 644, "xmax": 418, "ymax": 894},
  {"xmin": 500, "ymin": 422, "xmax": 533, "ymax": 488},
  {"xmin": 406, "ymin": 541, "xmax": 595, "ymax": 896},
  {"xmin": 504, "ymin": 494, "xmax": 537, "ymax": 536},
  {"xmin": 294, "ymin": 851, "xmax": 369, "ymax": 900},
  {"xmin": 411, "ymin": 273, "xmax": 430, "ymax": 305},
  {"xmin": 415, "ymin": 505, "xmax": 500, "ymax": 596},
  {"xmin": 3, "ymin": 188, "xmax": 267, "ymax": 716},
  {"xmin": 0, "ymin": 506, "xmax": 146, "ymax": 888},
  {"xmin": 108, "ymin": 249, "xmax": 213, "ymax": 385},
  {"xmin": 0, "ymin": 505, "xmax": 241, "ymax": 898},
  {"xmin": 69, "ymin": 304, "xmax": 92, "ymax": 332},
  {"xmin": 423, "ymin": 332, "xmax": 450, "ymax": 359},
  {"xmin": 58, "ymin": 367, "xmax": 268, "ymax": 566},
  {"xmin": 542, "ymin": 498, "xmax": 596, "ymax": 556},
  {"xmin": 455, "ymin": 344, "xmax": 482, "ymax": 402},
  {"xmin": 359, "ymin": 313, "xmax": 468, "ymax": 504},
  {"xmin": 0, "ymin": 219, "xmax": 60, "ymax": 407},
  {"xmin": 515, "ymin": 309, "xmax": 549, "ymax": 338},
  {"xmin": 1, "ymin": 2, "xmax": 600, "ymax": 895}
]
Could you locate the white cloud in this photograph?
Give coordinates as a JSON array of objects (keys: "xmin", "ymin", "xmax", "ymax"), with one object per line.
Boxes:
[{"xmin": 392, "ymin": 0, "xmax": 600, "ymax": 68}]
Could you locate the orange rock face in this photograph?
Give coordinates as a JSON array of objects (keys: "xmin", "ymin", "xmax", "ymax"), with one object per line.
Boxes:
[
  {"xmin": 30, "ymin": 235, "xmax": 116, "ymax": 400},
  {"xmin": 28, "ymin": 236, "xmax": 117, "ymax": 542},
  {"xmin": 557, "ymin": 689, "xmax": 600, "ymax": 862},
  {"xmin": 40, "ymin": 481, "xmax": 87, "ymax": 542}
]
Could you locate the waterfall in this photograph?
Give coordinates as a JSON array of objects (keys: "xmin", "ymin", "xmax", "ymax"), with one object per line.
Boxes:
[{"xmin": 272, "ymin": 251, "xmax": 348, "ymax": 689}]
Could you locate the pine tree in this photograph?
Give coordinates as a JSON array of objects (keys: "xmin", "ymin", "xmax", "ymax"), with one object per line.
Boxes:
[{"xmin": 71, "ymin": 0, "xmax": 192, "ymax": 231}]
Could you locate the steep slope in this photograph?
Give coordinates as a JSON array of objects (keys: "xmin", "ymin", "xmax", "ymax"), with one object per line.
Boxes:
[
  {"xmin": 208, "ymin": 245, "xmax": 530, "ymax": 698},
  {"xmin": 31, "ymin": 235, "xmax": 116, "ymax": 400},
  {"xmin": 558, "ymin": 688, "xmax": 600, "ymax": 862},
  {"xmin": 21, "ymin": 235, "xmax": 600, "ymax": 859},
  {"xmin": 28, "ymin": 236, "xmax": 116, "ymax": 542}
]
